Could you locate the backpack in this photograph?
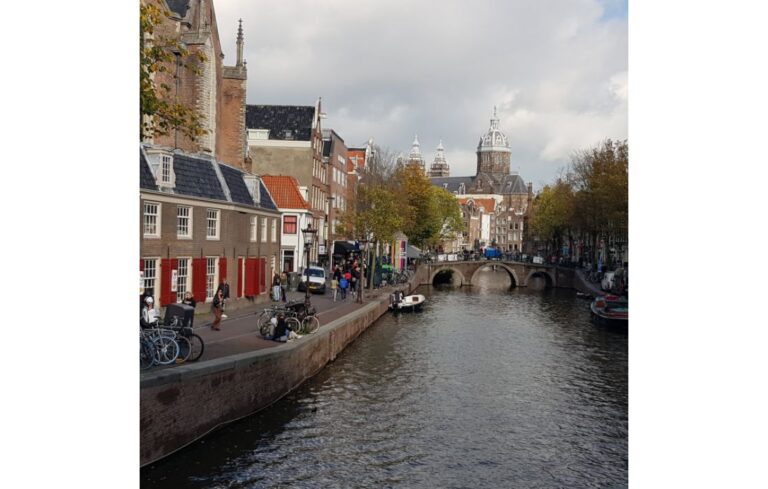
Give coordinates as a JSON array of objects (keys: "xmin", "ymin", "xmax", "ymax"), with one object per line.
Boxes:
[{"xmin": 340, "ymin": 278, "xmax": 348, "ymax": 289}]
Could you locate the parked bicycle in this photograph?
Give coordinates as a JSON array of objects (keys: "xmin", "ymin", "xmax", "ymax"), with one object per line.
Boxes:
[
  {"xmin": 257, "ymin": 305, "xmax": 300, "ymax": 338},
  {"xmin": 167, "ymin": 315, "xmax": 205, "ymax": 362},
  {"xmin": 140, "ymin": 325, "xmax": 182, "ymax": 368}
]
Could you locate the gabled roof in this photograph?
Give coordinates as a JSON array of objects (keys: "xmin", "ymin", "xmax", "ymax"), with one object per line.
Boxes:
[
  {"xmin": 140, "ymin": 148, "xmax": 158, "ymax": 191},
  {"xmin": 219, "ymin": 163, "xmax": 255, "ymax": 206},
  {"xmin": 140, "ymin": 145, "xmax": 278, "ymax": 211},
  {"xmin": 261, "ymin": 175, "xmax": 310, "ymax": 210},
  {"xmin": 245, "ymin": 105, "xmax": 315, "ymax": 141},
  {"xmin": 459, "ymin": 197, "xmax": 496, "ymax": 212},
  {"xmin": 430, "ymin": 176, "xmax": 475, "ymax": 193},
  {"xmin": 172, "ymin": 154, "xmax": 227, "ymax": 201},
  {"xmin": 499, "ymin": 174, "xmax": 528, "ymax": 194}
]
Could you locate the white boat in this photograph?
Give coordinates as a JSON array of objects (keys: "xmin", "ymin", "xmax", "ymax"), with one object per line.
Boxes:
[{"xmin": 389, "ymin": 291, "xmax": 426, "ymax": 311}]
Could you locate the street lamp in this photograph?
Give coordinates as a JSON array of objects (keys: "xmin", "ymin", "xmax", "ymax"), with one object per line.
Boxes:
[
  {"xmin": 357, "ymin": 235, "xmax": 369, "ymax": 303},
  {"xmin": 302, "ymin": 223, "xmax": 317, "ymax": 309}
]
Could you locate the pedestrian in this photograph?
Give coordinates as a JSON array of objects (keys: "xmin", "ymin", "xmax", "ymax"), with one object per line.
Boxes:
[
  {"xmin": 216, "ymin": 277, "xmax": 230, "ymax": 319},
  {"xmin": 330, "ymin": 275, "xmax": 338, "ymax": 302},
  {"xmin": 339, "ymin": 274, "xmax": 348, "ymax": 300},
  {"xmin": 211, "ymin": 289, "xmax": 224, "ymax": 330},
  {"xmin": 140, "ymin": 296, "xmax": 158, "ymax": 329},
  {"xmin": 350, "ymin": 267, "xmax": 358, "ymax": 300},
  {"xmin": 181, "ymin": 291, "xmax": 196, "ymax": 327},
  {"xmin": 272, "ymin": 273, "xmax": 281, "ymax": 301},
  {"xmin": 182, "ymin": 290, "xmax": 196, "ymax": 309},
  {"xmin": 280, "ymin": 271, "xmax": 289, "ymax": 303}
]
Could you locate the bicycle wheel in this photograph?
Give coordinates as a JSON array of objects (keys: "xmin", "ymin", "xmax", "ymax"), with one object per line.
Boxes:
[
  {"xmin": 302, "ymin": 315, "xmax": 320, "ymax": 334},
  {"xmin": 186, "ymin": 333, "xmax": 205, "ymax": 362},
  {"xmin": 175, "ymin": 336, "xmax": 192, "ymax": 364},
  {"xmin": 140, "ymin": 338, "xmax": 155, "ymax": 370},
  {"xmin": 153, "ymin": 336, "xmax": 179, "ymax": 365},
  {"xmin": 258, "ymin": 312, "xmax": 273, "ymax": 335},
  {"xmin": 286, "ymin": 317, "xmax": 301, "ymax": 335}
]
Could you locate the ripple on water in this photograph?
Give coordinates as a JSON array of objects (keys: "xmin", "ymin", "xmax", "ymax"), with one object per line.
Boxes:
[{"xmin": 142, "ymin": 283, "xmax": 627, "ymax": 488}]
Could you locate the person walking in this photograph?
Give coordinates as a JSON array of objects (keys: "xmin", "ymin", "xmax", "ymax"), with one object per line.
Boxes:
[
  {"xmin": 272, "ymin": 273, "xmax": 281, "ymax": 301},
  {"xmin": 181, "ymin": 291, "xmax": 197, "ymax": 327},
  {"xmin": 330, "ymin": 275, "xmax": 338, "ymax": 302},
  {"xmin": 211, "ymin": 289, "xmax": 224, "ymax": 330},
  {"xmin": 339, "ymin": 273, "xmax": 348, "ymax": 300},
  {"xmin": 280, "ymin": 271, "xmax": 289, "ymax": 303},
  {"xmin": 216, "ymin": 278, "xmax": 230, "ymax": 319}
]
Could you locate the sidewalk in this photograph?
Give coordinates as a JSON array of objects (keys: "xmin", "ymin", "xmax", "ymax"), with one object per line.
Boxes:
[{"xmin": 166, "ymin": 284, "xmax": 407, "ymax": 363}]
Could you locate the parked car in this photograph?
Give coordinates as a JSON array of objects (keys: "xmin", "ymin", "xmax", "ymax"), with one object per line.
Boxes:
[
  {"xmin": 532, "ymin": 255, "xmax": 544, "ymax": 264},
  {"xmin": 601, "ymin": 271, "xmax": 616, "ymax": 291},
  {"xmin": 298, "ymin": 266, "xmax": 327, "ymax": 294}
]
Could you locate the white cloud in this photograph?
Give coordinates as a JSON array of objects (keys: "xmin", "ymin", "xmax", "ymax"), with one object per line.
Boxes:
[{"xmin": 214, "ymin": 0, "xmax": 627, "ymax": 187}]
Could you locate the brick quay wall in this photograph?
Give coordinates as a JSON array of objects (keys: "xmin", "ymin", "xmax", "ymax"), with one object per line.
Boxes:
[{"xmin": 140, "ymin": 267, "xmax": 427, "ymax": 467}]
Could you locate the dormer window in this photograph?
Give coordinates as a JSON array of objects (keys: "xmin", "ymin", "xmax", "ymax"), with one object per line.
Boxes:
[
  {"xmin": 458, "ymin": 183, "xmax": 466, "ymax": 194},
  {"xmin": 161, "ymin": 155, "xmax": 172, "ymax": 184},
  {"xmin": 146, "ymin": 150, "xmax": 175, "ymax": 191}
]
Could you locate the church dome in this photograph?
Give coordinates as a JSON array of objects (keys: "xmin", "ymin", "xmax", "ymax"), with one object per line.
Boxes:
[{"xmin": 477, "ymin": 106, "xmax": 511, "ymax": 153}]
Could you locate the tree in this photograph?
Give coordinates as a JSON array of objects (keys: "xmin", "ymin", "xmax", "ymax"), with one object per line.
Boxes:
[
  {"xmin": 429, "ymin": 186, "xmax": 464, "ymax": 249},
  {"xmin": 140, "ymin": 0, "xmax": 207, "ymax": 142},
  {"xmin": 529, "ymin": 178, "xmax": 574, "ymax": 256},
  {"xmin": 392, "ymin": 162, "xmax": 441, "ymax": 248}
]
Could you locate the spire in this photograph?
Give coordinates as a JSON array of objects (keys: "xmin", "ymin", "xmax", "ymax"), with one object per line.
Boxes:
[
  {"xmin": 490, "ymin": 105, "xmax": 499, "ymax": 130},
  {"xmin": 428, "ymin": 139, "xmax": 450, "ymax": 177},
  {"xmin": 409, "ymin": 134, "xmax": 422, "ymax": 159},
  {"xmin": 236, "ymin": 19, "xmax": 244, "ymax": 67}
]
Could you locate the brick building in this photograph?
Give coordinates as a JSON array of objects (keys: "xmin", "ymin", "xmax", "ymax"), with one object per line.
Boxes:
[
  {"xmin": 140, "ymin": 144, "xmax": 281, "ymax": 307},
  {"xmin": 245, "ymin": 101, "xmax": 328, "ymax": 264},
  {"xmin": 142, "ymin": 0, "xmax": 248, "ymax": 169},
  {"xmin": 322, "ymin": 129, "xmax": 350, "ymax": 248},
  {"xmin": 261, "ymin": 175, "xmax": 314, "ymax": 273}
]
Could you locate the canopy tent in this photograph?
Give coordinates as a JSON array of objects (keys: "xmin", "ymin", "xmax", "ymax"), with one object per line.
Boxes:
[
  {"xmin": 333, "ymin": 240, "xmax": 358, "ymax": 256},
  {"xmin": 407, "ymin": 245, "xmax": 422, "ymax": 258}
]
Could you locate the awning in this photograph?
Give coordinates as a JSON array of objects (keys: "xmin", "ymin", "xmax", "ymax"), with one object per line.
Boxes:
[
  {"xmin": 407, "ymin": 245, "xmax": 422, "ymax": 258},
  {"xmin": 333, "ymin": 241, "xmax": 358, "ymax": 256}
]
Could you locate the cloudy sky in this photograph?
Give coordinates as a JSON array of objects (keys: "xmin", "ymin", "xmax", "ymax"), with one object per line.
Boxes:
[{"xmin": 214, "ymin": 0, "xmax": 627, "ymax": 188}]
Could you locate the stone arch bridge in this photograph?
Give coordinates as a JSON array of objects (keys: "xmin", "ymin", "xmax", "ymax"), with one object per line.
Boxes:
[{"xmin": 422, "ymin": 260, "xmax": 575, "ymax": 288}]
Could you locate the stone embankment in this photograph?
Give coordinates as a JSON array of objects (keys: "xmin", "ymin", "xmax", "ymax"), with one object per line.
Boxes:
[{"xmin": 140, "ymin": 268, "xmax": 426, "ymax": 467}]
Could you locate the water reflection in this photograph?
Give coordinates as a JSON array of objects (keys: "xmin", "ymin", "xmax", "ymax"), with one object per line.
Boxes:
[{"xmin": 142, "ymin": 277, "xmax": 627, "ymax": 488}]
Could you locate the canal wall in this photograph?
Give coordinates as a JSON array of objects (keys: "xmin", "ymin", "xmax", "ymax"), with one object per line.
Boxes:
[{"xmin": 140, "ymin": 280, "xmax": 418, "ymax": 467}]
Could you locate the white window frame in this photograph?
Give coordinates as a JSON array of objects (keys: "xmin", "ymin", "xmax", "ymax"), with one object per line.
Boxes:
[
  {"xmin": 176, "ymin": 257, "xmax": 191, "ymax": 300},
  {"xmin": 206, "ymin": 208, "xmax": 220, "ymax": 240},
  {"xmin": 142, "ymin": 258, "xmax": 159, "ymax": 298},
  {"xmin": 271, "ymin": 218, "xmax": 277, "ymax": 242},
  {"xmin": 261, "ymin": 217, "xmax": 267, "ymax": 243},
  {"xmin": 206, "ymin": 257, "xmax": 218, "ymax": 301},
  {"xmin": 177, "ymin": 206, "xmax": 192, "ymax": 239},
  {"xmin": 143, "ymin": 201, "xmax": 161, "ymax": 238},
  {"xmin": 250, "ymin": 216, "xmax": 258, "ymax": 241}
]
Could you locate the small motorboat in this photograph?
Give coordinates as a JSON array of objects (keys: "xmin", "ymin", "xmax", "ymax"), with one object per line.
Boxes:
[
  {"xmin": 590, "ymin": 294, "xmax": 628, "ymax": 328},
  {"xmin": 389, "ymin": 291, "xmax": 426, "ymax": 311}
]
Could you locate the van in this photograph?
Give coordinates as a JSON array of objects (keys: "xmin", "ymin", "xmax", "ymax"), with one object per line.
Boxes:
[{"xmin": 298, "ymin": 266, "xmax": 327, "ymax": 294}]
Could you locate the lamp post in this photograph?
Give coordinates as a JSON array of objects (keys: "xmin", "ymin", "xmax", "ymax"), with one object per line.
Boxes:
[
  {"xmin": 302, "ymin": 223, "xmax": 317, "ymax": 310},
  {"xmin": 357, "ymin": 235, "xmax": 369, "ymax": 303}
]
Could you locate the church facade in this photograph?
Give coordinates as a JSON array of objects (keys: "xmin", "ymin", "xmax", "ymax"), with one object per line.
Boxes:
[{"xmin": 428, "ymin": 108, "xmax": 533, "ymax": 253}]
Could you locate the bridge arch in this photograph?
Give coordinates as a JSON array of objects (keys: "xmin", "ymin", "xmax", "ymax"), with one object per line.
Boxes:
[
  {"xmin": 468, "ymin": 262, "xmax": 519, "ymax": 287},
  {"xmin": 428, "ymin": 266, "xmax": 467, "ymax": 287},
  {"xmin": 523, "ymin": 269, "xmax": 556, "ymax": 288}
]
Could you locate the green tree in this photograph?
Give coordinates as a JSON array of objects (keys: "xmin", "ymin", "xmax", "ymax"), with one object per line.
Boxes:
[
  {"xmin": 140, "ymin": 0, "xmax": 207, "ymax": 141},
  {"xmin": 529, "ymin": 178, "xmax": 574, "ymax": 255},
  {"xmin": 429, "ymin": 186, "xmax": 464, "ymax": 249},
  {"xmin": 392, "ymin": 162, "xmax": 441, "ymax": 248}
]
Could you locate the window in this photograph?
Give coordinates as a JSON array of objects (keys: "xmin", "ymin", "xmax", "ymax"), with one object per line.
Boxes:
[
  {"xmin": 283, "ymin": 215, "xmax": 297, "ymax": 234},
  {"xmin": 177, "ymin": 258, "xmax": 190, "ymax": 299},
  {"xmin": 177, "ymin": 206, "xmax": 192, "ymax": 238},
  {"xmin": 271, "ymin": 218, "xmax": 277, "ymax": 242},
  {"xmin": 206, "ymin": 257, "xmax": 217, "ymax": 300},
  {"xmin": 143, "ymin": 258, "xmax": 158, "ymax": 297},
  {"xmin": 250, "ymin": 216, "xmax": 257, "ymax": 241},
  {"xmin": 261, "ymin": 217, "xmax": 267, "ymax": 242},
  {"xmin": 161, "ymin": 155, "xmax": 172, "ymax": 183},
  {"xmin": 143, "ymin": 202, "xmax": 160, "ymax": 237},
  {"xmin": 206, "ymin": 209, "xmax": 220, "ymax": 239}
]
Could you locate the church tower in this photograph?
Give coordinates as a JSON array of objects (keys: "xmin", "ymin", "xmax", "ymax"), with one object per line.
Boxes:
[
  {"xmin": 428, "ymin": 140, "xmax": 450, "ymax": 177},
  {"xmin": 476, "ymin": 106, "xmax": 511, "ymax": 176},
  {"xmin": 407, "ymin": 134, "xmax": 426, "ymax": 172}
]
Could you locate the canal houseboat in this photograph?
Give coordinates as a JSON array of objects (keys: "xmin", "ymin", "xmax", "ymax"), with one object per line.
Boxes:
[{"xmin": 590, "ymin": 294, "xmax": 628, "ymax": 328}]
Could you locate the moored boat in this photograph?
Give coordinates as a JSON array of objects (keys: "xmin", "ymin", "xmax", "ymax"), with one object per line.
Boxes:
[
  {"xmin": 590, "ymin": 294, "xmax": 628, "ymax": 328},
  {"xmin": 389, "ymin": 291, "xmax": 426, "ymax": 311}
]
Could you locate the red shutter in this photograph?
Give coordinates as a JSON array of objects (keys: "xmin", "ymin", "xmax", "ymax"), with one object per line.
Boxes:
[
  {"xmin": 237, "ymin": 257, "xmax": 243, "ymax": 298},
  {"xmin": 140, "ymin": 259, "xmax": 144, "ymax": 271},
  {"xmin": 258, "ymin": 258, "xmax": 266, "ymax": 294},
  {"xmin": 219, "ymin": 256, "xmax": 227, "ymax": 281},
  {"xmin": 160, "ymin": 259, "xmax": 172, "ymax": 306},
  {"xmin": 244, "ymin": 258, "xmax": 257, "ymax": 296},
  {"xmin": 192, "ymin": 258, "xmax": 207, "ymax": 302}
]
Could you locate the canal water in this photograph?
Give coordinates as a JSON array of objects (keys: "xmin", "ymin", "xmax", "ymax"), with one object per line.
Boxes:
[{"xmin": 141, "ymin": 270, "xmax": 628, "ymax": 488}]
